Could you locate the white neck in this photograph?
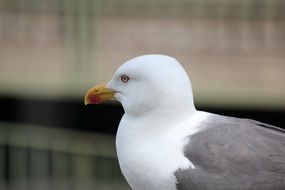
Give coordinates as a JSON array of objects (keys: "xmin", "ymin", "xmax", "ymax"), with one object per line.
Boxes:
[{"xmin": 115, "ymin": 110, "xmax": 209, "ymax": 190}]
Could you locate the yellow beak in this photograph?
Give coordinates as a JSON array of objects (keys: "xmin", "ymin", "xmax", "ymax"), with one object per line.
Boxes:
[{"xmin": 84, "ymin": 83, "xmax": 116, "ymax": 105}]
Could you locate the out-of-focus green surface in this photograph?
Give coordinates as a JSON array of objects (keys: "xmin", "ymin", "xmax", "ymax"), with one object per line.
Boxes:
[{"xmin": 0, "ymin": 121, "xmax": 130, "ymax": 190}]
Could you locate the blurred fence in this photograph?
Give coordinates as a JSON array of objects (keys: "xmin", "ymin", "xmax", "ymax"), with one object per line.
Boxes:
[
  {"xmin": 0, "ymin": 122, "xmax": 129, "ymax": 190},
  {"xmin": 1, "ymin": 0, "xmax": 285, "ymax": 53},
  {"xmin": 0, "ymin": 0, "xmax": 285, "ymax": 108}
]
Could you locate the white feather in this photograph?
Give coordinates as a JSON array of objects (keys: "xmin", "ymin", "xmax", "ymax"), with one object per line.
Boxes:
[{"xmin": 116, "ymin": 111, "xmax": 209, "ymax": 190}]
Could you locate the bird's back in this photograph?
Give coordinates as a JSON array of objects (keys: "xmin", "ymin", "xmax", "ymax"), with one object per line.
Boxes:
[{"xmin": 175, "ymin": 114, "xmax": 285, "ymax": 190}]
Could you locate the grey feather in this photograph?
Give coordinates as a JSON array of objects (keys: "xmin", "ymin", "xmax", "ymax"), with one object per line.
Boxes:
[{"xmin": 175, "ymin": 114, "xmax": 285, "ymax": 190}]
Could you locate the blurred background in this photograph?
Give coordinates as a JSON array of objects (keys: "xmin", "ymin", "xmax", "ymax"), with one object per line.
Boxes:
[{"xmin": 0, "ymin": 0, "xmax": 285, "ymax": 189}]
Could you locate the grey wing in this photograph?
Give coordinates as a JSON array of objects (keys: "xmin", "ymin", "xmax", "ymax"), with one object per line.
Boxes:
[{"xmin": 175, "ymin": 114, "xmax": 285, "ymax": 190}]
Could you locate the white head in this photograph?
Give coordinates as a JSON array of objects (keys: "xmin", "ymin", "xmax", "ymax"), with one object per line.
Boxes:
[{"xmin": 85, "ymin": 54, "xmax": 196, "ymax": 117}]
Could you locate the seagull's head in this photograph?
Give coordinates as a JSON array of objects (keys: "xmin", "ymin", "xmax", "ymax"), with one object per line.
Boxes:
[{"xmin": 85, "ymin": 54, "xmax": 195, "ymax": 116}]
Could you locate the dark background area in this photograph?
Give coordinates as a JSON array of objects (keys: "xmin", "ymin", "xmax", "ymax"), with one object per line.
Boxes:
[{"xmin": 1, "ymin": 95, "xmax": 284, "ymax": 134}]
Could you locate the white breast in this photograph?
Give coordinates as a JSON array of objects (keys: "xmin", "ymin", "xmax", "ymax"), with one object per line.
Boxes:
[{"xmin": 115, "ymin": 111, "xmax": 209, "ymax": 190}]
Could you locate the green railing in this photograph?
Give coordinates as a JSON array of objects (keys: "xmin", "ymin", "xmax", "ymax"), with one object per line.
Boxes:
[
  {"xmin": 1, "ymin": 0, "xmax": 285, "ymax": 19},
  {"xmin": 0, "ymin": 122, "xmax": 130, "ymax": 190}
]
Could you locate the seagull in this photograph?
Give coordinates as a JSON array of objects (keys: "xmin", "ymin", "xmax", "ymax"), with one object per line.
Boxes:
[{"xmin": 85, "ymin": 54, "xmax": 285, "ymax": 190}]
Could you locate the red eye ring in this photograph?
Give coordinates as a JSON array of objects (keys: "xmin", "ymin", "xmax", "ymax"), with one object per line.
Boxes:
[{"xmin": 121, "ymin": 75, "xmax": 129, "ymax": 83}]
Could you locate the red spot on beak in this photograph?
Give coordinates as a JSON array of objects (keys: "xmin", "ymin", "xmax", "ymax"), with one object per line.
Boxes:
[{"xmin": 89, "ymin": 95, "xmax": 101, "ymax": 104}]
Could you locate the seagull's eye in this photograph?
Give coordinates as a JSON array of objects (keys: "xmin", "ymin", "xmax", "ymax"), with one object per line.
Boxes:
[{"xmin": 121, "ymin": 75, "xmax": 130, "ymax": 83}]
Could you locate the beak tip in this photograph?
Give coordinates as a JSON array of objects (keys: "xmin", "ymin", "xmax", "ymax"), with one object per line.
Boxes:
[{"xmin": 84, "ymin": 96, "xmax": 90, "ymax": 105}]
